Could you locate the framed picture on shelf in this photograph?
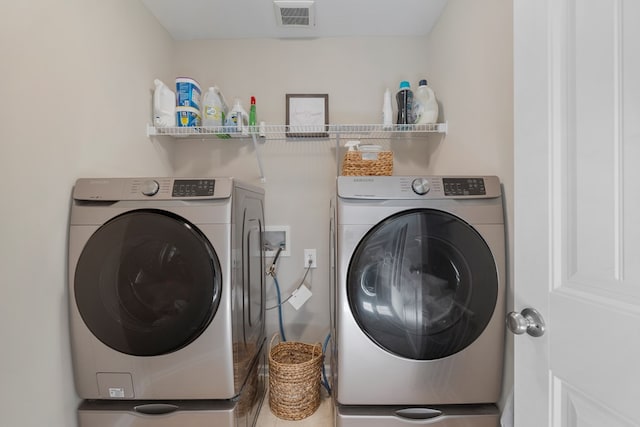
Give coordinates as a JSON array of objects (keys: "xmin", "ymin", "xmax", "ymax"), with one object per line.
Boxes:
[{"xmin": 286, "ymin": 94, "xmax": 329, "ymax": 137}]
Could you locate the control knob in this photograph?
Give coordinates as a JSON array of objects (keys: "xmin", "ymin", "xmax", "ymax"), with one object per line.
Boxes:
[
  {"xmin": 411, "ymin": 178, "xmax": 431, "ymax": 195},
  {"xmin": 141, "ymin": 180, "xmax": 160, "ymax": 196}
]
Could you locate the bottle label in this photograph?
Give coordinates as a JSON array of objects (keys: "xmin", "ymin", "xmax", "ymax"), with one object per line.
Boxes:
[{"xmin": 204, "ymin": 105, "xmax": 222, "ymax": 120}]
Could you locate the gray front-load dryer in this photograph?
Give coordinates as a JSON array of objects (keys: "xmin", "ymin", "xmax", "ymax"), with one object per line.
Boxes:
[
  {"xmin": 68, "ymin": 177, "xmax": 265, "ymax": 400},
  {"xmin": 330, "ymin": 176, "xmax": 506, "ymax": 406}
]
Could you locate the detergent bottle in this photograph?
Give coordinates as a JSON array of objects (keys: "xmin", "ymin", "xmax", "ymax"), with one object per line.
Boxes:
[
  {"xmin": 413, "ymin": 79, "xmax": 439, "ymax": 124},
  {"xmin": 152, "ymin": 79, "xmax": 176, "ymax": 127},
  {"xmin": 225, "ymin": 99, "xmax": 249, "ymax": 135},
  {"xmin": 396, "ymin": 80, "xmax": 414, "ymax": 127},
  {"xmin": 202, "ymin": 86, "xmax": 228, "ymax": 127}
]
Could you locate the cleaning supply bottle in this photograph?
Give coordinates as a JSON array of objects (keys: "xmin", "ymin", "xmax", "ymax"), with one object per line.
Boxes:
[
  {"xmin": 413, "ymin": 79, "xmax": 439, "ymax": 124},
  {"xmin": 225, "ymin": 98, "xmax": 249, "ymax": 134},
  {"xmin": 396, "ymin": 80, "xmax": 414, "ymax": 127},
  {"xmin": 249, "ymin": 96, "xmax": 257, "ymax": 132},
  {"xmin": 345, "ymin": 140, "xmax": 360, "ymax": 152},
  {"xmin": 382, "ymin": 88, "xmax": 393, "ymax": 130},
  {"xmin": 153, "ymin": 79, "xmax": 176, "ymax": 127},
  {"xmin": 202, "ymin": 86, "xmax": 228, "ymax": 127}
]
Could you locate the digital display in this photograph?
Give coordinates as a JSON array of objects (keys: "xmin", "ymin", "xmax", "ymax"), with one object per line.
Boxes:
[
  {"xmin": 443, "ymin": 178, "xmax": 486, "ymax": 196},
  {"xmin": 172, "ymin": 179, "xmax": 215, "ymax": 197}
]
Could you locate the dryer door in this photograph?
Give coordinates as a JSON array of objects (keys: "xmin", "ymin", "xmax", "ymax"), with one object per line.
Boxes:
[
  {"xmin": 347, "ymin": 209, "xmax": 498, "ymax": 360},
  {"xmin": 74, "ymin": 209, "xmax": 222, "ymax": 356}
]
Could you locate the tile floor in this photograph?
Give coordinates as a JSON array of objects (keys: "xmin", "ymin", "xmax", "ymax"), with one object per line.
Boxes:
[{"xmin": 255, "ymin": 389, "xmax": 333, "ymax": 427}]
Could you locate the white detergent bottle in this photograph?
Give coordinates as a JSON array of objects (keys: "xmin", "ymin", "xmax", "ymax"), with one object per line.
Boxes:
[
  {"xmin": 225, "ymin": 98, "xmax": 249, "ymax": 134},
  {"xmin": 382, "ymin": 88, "xmax": 393, "ymax": 130},
  {"xmin": 202, "ymin": 86, "xmax": 228, "ymax": 128},
  {"xmin": 413, "ymin": 79, "xmax": 439, "ymax": 124},
  {"xmin": 153, "ymin": 79, "xmax": 176, "ymax": 127}
]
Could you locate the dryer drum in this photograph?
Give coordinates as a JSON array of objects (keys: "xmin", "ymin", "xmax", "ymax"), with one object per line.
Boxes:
[
  {"xmin": 74, "ymin": 209, "xmax": 222, "ymax": 356},
  {"xmin": 347, "ymin": 208, "xmax": 498, "ymax": 361}
]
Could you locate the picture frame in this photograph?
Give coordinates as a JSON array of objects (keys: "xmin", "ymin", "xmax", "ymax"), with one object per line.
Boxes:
[{"xmin": 286, "ymin": 94, "xmax": 329, "ymax": 137}]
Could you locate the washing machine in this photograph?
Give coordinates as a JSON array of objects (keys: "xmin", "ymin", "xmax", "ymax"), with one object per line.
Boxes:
[
  {"xmin": 330, "ymin": 175, "xmax": 506, "ymax": 407},
  {"xmin": 68, "ymin": 177, "xmax": 265, "ymax": 401}
]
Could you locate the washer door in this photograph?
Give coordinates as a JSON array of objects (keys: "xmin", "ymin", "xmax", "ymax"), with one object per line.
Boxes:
[
  {"xmin": 74, "ymin": 209, "xmax": 222, "ymax": 356},
  {"xmin": 347, "ymin": 209, "xmax": 498, "ymax": 360}
]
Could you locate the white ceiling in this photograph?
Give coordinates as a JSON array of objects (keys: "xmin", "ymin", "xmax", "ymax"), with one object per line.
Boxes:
[{"xmin": 141, "ymin": 0, "xmax": 448, "ymax": 40}]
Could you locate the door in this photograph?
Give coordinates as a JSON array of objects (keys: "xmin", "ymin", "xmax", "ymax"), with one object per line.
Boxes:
[
  {"xmin": 347, "ymin": 209, "xmax": 498, "ymax": 360},
  {"xmin": 74, "ymin": 209, "xmax": 222, "ymax": 356},
  {"xmin": 514, "ymin": 0, "xmax": 640, "ymax": 425}
]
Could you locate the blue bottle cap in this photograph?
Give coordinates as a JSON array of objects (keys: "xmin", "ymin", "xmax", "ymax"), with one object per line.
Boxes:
[
  {"xmin": 419, "ymin": 79, "xmax": 428, "ymax": 86},
  {"xmin": 399, "ymin": 80, "xmax": 410, "ymax": 89}
]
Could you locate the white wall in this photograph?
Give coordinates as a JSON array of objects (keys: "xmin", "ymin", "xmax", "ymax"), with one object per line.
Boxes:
[
  {"xmin": 0, "ymin": 0, "xmax": 513, "ymax": 425},
  {"xmin": 0, "ymin": 1, "xmax": 174, "ymax": 426}
]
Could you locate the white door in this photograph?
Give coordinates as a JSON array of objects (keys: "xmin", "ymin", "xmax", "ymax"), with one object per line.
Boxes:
[{"xmin": 513, "ymin": 0, "xmax": 640, "ymax": 426}]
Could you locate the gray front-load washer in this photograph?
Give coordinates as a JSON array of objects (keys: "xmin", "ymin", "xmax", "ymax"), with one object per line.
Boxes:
[
  {"xmin": 68, "ymin": 177, "xmax": 265, "ymax": 401},
  {"xmin": 330, "ymin": 176, "xmax": 506, "ymax": 406}
]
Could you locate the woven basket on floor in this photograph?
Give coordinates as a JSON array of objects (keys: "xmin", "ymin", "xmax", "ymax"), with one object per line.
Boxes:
[
  {"xmin": 341, "ymin": 150, "xmax": 393, "ymax": 176},
  {"xmin": 268, "ymin": 334, "xmax": 323, "ymax": 421}
]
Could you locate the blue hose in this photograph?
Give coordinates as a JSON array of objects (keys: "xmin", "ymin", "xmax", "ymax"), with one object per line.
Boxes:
[
  {"xmin": 322, "ymin": 333, "xmax": 331, "ymax": 395},
  {"xmin": 273, "ymin": 275, "xmax": 287, "ymax": 342}
]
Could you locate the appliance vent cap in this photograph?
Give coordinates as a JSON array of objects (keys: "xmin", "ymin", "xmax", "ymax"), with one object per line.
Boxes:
[{"xmin": 274, "ymin": 1, "xmax": 315, "ymax": 27}]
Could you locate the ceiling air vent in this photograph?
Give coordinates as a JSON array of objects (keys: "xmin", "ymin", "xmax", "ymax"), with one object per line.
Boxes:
[{"xmin": 274, "ymin": 1, "xmax": 315, "ymax": 27}]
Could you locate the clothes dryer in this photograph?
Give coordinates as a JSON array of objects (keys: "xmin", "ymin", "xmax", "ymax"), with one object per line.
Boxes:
[
  {"xmin": 68, "ymin": 177, "xmax": 265, "ymax": 400},
  {"xmin": 330, "ymin": 176, "xmax": 506, "ymax": 406}
]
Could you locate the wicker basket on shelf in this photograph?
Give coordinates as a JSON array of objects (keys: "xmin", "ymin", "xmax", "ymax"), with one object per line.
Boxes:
[
  {"xmin": 268, "ymin": 334, "xmax": 324, "ymax": 421},
  {"xmin": 341, "ymin": 150, "xmax": 393, "ymax": 176}
]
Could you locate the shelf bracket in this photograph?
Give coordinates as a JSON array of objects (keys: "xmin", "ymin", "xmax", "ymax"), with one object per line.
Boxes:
[{"xmin": 251, "ymin": 134, "xmax": 266, "ymax": 182}]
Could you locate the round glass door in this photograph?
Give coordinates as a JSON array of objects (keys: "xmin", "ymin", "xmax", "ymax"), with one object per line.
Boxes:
[
  {"xmin": 74, "ymin": 209, "xmax": 222, "ymax": 356},
  {"xmin": 347, "ymin": 209, "xmax": 498, "ymax": 360}
]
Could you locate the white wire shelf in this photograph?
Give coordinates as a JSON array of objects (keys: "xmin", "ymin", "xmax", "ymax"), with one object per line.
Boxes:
[
  {"xmin": 146, "ymin": 122, "xmax": 448, "ymax": 140},
  {"xmin": 146, "ymin": 122, "xmax": 447, "ymax": 182}
]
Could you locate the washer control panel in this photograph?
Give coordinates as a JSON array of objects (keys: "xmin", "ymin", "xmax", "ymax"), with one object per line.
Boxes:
[
  {"xmin": 337, "ymin": 176, "xmax": 501, "ymax": 200},
  {"xmin": 171, "ymin": 179, "xmax": 215, "ymax": 197}
]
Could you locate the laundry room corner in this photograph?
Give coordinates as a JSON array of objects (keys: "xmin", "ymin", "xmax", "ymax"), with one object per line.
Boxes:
[{"xmin": 2, "ymin": 0, "xmax": 516, "ymax": 425}]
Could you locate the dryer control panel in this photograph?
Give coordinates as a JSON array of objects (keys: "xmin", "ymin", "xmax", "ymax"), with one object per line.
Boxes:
[
  {"xmin": 442, "ymin": 177, "xmax": 487, "ymax": 196},
  {"xmin": 337, "ymin": 176, "xmax": 501, "ymax": 200},
  {"xmin": 73, "ymin": 177, "xmax": 233, "ymax": 201}
]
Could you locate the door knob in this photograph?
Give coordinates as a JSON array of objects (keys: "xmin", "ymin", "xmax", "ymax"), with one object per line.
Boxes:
[{"xmin": 506, "ymin": 308, "xmax": 546, "ymax": 337}]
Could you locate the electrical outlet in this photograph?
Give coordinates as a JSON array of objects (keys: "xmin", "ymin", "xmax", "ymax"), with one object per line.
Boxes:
[{"xmin": 304, "ymin": 249, "xmax": 317, "ymax": 268}]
